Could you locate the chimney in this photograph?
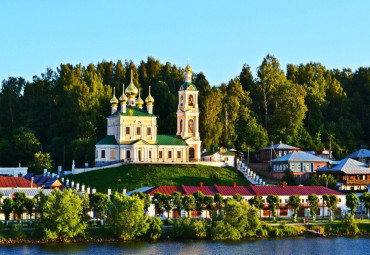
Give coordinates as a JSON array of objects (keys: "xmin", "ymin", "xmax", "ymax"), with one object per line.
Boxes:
[
  {"xmin": 200, "ymin": 182, "xmax": 203, "ymax": 188},
  {"xmin": 279, "ymin": 140, "xmax": 282, "ymax": 144},
  {"xmin": 282, "ymin": 181, "xmax": 286, "ymax": 188},
  {"xmin": 108, "ymin": 188, "xmax": 111, "ymax": 196},
  {"xmin": 31, "ymin": 177, "xmax": 34, "ymax": 188},
  {"xmin": 233, "ymin": 182, "xmax": 236, "ymax": 188}
]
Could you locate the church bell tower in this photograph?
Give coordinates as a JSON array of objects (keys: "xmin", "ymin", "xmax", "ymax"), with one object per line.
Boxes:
[{"xmin": 176, "ymin": 64, "xmax": 200, "ymax": 139}]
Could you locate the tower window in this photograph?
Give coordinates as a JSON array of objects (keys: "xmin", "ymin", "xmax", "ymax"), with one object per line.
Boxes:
[
  {"xmin": 147, "ymin": 127, "xmax": 151, "ymax": 135},
  {"xmin": 137, "ymin": 127, "xmax": 141, "ymax": 135},
  {"xmin": 126, "ymin": 127, "xmax": 130, "ymax": 135},
  {"xmin": 188, "ymin": 95, "xmax": 194, "ymax": 106},
  {"xmin": 181, "ymin": 95, "xmax": 183, "ymax": 106},
  {"xmin": 180, "ymin": 119, "xmax": 183, "ymax": 133},
  {"xmin": 188, "ymin": 119, "xmax": 194, "ymax": 132}
]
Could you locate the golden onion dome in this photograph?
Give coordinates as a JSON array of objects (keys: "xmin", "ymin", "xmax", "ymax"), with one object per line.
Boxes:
[
  {"xmin": 119, "ymin": 84, "xmax": 128, "ymax": 103},
  {"xmin": 125, "ymin": 70, "xmax": 139, "ymax": 98},
  {"xmin": 136, "ymin": 89, "xmax": 144, "ymax": 108},
  {"xmin": 110, "ymin": 88, "xmax": 119, "ymax": 105},
  {"xmin": 185, "ymin": 64, "xmax": 192, "ymax": 72},
  {"xmin": 145, "ymin": 86, "xmax": 155, "ymax": 105}
]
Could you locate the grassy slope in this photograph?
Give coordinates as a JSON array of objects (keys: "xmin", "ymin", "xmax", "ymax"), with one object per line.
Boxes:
[{"xmin": 68, "ymin": 164, "xmax": 250, "ymax": 192}]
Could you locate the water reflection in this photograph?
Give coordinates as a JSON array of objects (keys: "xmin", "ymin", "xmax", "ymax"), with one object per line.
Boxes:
[{"xmin": 1, "ymin": 237, "xmax": 369, "ymax": 255}]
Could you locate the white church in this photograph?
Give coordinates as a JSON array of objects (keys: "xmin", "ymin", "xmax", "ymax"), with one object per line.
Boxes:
[{"xmin": 95, "ymin": 64, "xmax": 202, "ymax": 166}]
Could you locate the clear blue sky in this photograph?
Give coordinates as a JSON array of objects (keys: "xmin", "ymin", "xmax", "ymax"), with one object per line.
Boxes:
[{"xmin": 0, "ymin": 1, "xmax": 369, "ymax": 86}]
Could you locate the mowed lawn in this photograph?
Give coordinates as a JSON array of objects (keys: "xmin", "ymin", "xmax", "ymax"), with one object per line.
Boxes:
[{"xmin": 67, "ymin": 164, "xmax": 250, "ymax": 192}]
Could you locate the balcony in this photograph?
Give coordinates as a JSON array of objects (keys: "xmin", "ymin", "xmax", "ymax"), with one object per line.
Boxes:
[{"xmin": 345, "ymin": 179, "xmax": 370, "ymax": 185}]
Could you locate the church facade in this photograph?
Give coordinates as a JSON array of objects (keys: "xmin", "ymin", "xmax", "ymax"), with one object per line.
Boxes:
[{"xmin": 95, "ymin": 64, "xmax": 202, "ymax": 166}]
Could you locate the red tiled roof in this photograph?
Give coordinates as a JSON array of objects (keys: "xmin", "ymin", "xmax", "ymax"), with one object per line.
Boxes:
[
  {"xmin": 144, "ymin": 185, "xmax": 343, "ymax": 196},
  {"xmin": 0, "ymin": 177, "xmax": 39, "ymax": 188},
  {"xmin": 146, "ymin": 186, "xmax": 183, "ymax": 196},
  {"xmin": 249, "ymin": 185, "xmax": 343, "ymax": 196}
]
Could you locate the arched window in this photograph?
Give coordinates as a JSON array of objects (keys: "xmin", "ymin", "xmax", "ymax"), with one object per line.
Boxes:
[
  {"xmin": 188, "ymin": 95, "xmax": 194, "ymax": 106},
  {"xmin": 188, "ymin": 119, "xmax": 194, "ymax": 132}
]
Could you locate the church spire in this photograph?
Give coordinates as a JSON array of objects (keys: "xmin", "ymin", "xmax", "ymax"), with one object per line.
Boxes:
[
  {"xmin": 125, "ymin": 70, "xmax": 139, "ymax": 106},
  {"xmin": 145, "ymin": 86, "xmax": 155, "ymax": 114},
  {"xmin": 184, "ymin": 61, "xmax": 192, "ymax": 83},
  {"xmin": 110, "ymin": 87, "xmax": 119, "ymax": 114}
]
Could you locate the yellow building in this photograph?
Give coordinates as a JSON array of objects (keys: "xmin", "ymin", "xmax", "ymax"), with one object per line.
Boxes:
[{"xmin": 95, "ymin": 65, "xmax": 202, "ymax": 166}]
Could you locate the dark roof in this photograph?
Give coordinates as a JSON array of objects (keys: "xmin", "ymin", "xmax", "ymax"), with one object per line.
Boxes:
[
  {"xmin": 36, "ymin": 176, "xmax": 50, "ymax": 186},
  {"xmin": 180, "ymin": 82, "xmax": 197, "ymax": 91},
  {"xmin": 156, "ymin": 135, "xmax": 187, "ymax": 146},
  {"xmin": 96, "ymin": 135, "xmax": 118, "ymax": 145},
  {"xmin": 202, "ymin": 148, "xmax": 235, "ymax": 156},
  {"xmin": 261, "ymin": 143, "xmax": 300, "ymax": 151},
  {"xmin": 346, "ymin": 149, "xmax": 370, "ymax": 159},
  {"xmin": 108, "ymin": 106, "xmax": 156, "ymax": 117},
  {"xmin": 0, "ymin": 177, "xmax": 39, "ymax": 188},
  {"xmin": 144, "ymin": 185, "xmax": 343, "ymax": 196},
  {"xmin": 271, "ymin": 152, "xmax": 329, "ymax": 163},
  {"xmin": 317, "ymin": 158, "xmax": 370, "ymax": 174},
  {"xmin": 44, "ymin": 177, "xmax": 60, "ymax": 188}
]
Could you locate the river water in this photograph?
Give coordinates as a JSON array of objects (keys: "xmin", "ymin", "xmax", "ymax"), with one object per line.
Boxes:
[{"xmin": 1, "ymin": 237, "xmax": 369, "ymax": 255}]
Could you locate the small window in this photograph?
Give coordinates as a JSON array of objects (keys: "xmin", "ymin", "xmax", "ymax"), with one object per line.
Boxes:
[
  {"xmin": 137, "ymin": 127, "xmax": 141, "ymax": 135},
  {"xmin": 302, "ymin": 199, "xmax": 304, "ymax": 203},
  {"xmin": 147, "ymin": 127, "xmax": 151, "ymax": 135},
  {"xmin": 149, "ymin": 151, "xmax": 152, "ymax": 159},
  {"xmin": 291, "ymin": 164, "xmax": 295, "ymax": 170},
  {"xmin": 126, "ymin": 150, "xmax": 131, "ymax": 159},
  {"xmin": 168, "ymin": 151, "xmax": 172, "ymax": 158},
  {"xmin": 339, "ymin": 198, "xmax": 341, "ymax": 202},
  {"xmin": 159, "ymin": 151, "xmax": 163, "ymax": 159},
  {"xmin": 126, "ymin": 127, "xmax": 130, "ymax": 135},
  {"xmin": 101, "ymin": 150, "xmax": 105, "ymax": 158},
  {"xmin": 95, "ymin": 150, "xmax": 98, "ymax": 158},
  {"xmin": 177, "ymin": 151, "xmax": 181, "ymax": 158},
  {"xmin": 298, "ymin": 164, "xmax": 301, "ymax": 171}
]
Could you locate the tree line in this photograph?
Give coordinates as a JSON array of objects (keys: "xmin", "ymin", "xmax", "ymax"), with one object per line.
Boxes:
[
  {"xmin": 0, "ymin": 56, "xmax": 369, "ymax": 170},
  {"xmin": 0, "ymin": 190, "xmax": 369, "ymax": 241}
]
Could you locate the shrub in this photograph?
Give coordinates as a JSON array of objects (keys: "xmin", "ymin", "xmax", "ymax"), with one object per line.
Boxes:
[
  {"xmin": 9, "ymin": 224, "xmax": 26, "ymax": 240},
  {"xmin": 144, "ymin": 217, "xmax": 163, "ymax": 240},
  {"xmin": 170, "ymin": 218, "xmax": 207, "ymax": 240}
]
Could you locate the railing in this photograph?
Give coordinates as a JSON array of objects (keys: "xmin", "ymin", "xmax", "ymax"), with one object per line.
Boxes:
[{"xmin": 345, "ymin": 179, "xmax": 370, "ymax": 185}]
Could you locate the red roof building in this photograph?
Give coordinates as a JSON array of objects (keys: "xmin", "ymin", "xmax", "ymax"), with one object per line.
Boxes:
[
  {"xmin": 0, "ymin": 177, "xmax": 39, "ymax": 188},
  {"xmin": 145, "ymin": 183, "xmax": 343, "ymax": 197}
]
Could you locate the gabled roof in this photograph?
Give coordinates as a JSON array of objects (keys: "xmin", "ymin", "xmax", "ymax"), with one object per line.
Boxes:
[
  {"xmin": 157, "ymin": 135, "xmax": 187, "ymax": 146},
  {"xmin": 36, "ymin": 176, "xmax": 50, "ymax": 186},
  {"xmin": 346, "ymin": 149, "xmax": 370, "ymax": 159},
  {"xmin": 143, "ymin": 185, "xmax": 342, "ymax": 196},
  {"xmin": 271, "ymin": 152, "xmax": 329, "ymax": 163},
  {"xmin": 108, "ymin": 106, "xmax": 156, "ymax": 117},
  {"xmin": 96, "ymin": 135, "xmax": 118, "ymax": 145},
  {"xmin": 0, "ymin": 177, "xmax": 39, "ymax": 188},
  {"xmin": 43, "ymin": 177, "xmax": 60, "ymax": 188},
  {"xmin": 249, "ymin": 185, "xmax": 343, "ymax": 196},
  {"xmin": 317, "ymin": 158, "xmax": 370, "ymax": 174},
  {"xmin": 261, "ymin": 143, "xmax": 300, "ymax": 151},
  {"xmin": 180, "ymin": 82, "xmax": 197, "ymax": 91}
]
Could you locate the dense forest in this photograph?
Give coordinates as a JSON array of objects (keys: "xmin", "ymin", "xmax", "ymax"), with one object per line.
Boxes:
[{"xmin": 0, "ymin": 55, "xmax": 369, "ymax": 170}]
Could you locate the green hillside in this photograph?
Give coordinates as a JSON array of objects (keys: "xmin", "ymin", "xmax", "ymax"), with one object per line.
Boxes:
[{"xmin": 67, "ymin": 164, "xmax": 249, "ymax": 193}]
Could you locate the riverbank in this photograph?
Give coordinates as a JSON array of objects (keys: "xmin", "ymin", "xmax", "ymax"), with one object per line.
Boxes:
[{"xmin": 1, "ymin": 223, "xmax": 369, "ymax": 245}]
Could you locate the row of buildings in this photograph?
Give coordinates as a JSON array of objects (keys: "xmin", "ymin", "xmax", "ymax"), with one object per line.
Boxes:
[{"xmin": 131, "ymin": 183, "xmax": 347, "ymax": 219}]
